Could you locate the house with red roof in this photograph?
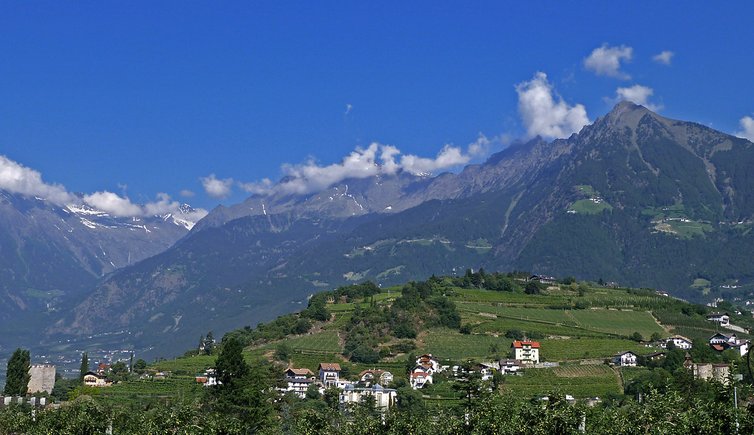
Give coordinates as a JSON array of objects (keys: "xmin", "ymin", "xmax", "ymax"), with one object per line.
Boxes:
[
  {"xmin": 511, "ymin": 340, "xmax": 540, "ymax": 365},
  {"xmin": 410, "ymin": 368, "xmax": 432, "ymax": 389}
]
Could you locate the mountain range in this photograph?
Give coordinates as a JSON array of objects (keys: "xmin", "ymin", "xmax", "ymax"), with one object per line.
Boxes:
[
  {"xmin": 0, "ymin": 195, "xmax": 201, "ymax": 349},
  {"xmin": 5, "ymin": 102, "xmax": 754, "ymax": 360}
]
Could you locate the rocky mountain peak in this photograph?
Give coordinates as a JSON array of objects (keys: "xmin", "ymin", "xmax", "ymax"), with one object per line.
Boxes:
[{"xmin": 600, "ymin": 101, "xmax": 655, "ymax": 132}]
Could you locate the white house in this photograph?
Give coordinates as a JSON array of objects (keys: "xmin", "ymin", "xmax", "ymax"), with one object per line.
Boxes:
[
  {"xmin": 358, "ymin": 369, "xmax": 393, "ymax": 387},
  {"xmin": 340, "ymin": 384, "xmax": 397, "ymax": 410},
  {"xmin": 529, "ymin": 275, "xmax": 556, "ymax": 285},
  {"xmin": 415, "ymin": 354, "xmax": 441, "ymax": 374},
  {"xmin": 410, "ymin": 368, "xmax": 433, "ymax": 389},
  {"xmin": 709, "ymin": 333, "xmax": 749, "ymax": 356},
  {"xmin": 284, "ymin": 368, "xmax": 315, "ymax": 398},
  {"xmin": 664, "ymin": 335, "xmax": 693, "ymax": 350},
  {"xmin": 83, "ymin": 371, "xmax": 112, "ymax": 387},
  {"xmin": 498, "ymin": 359, "xmax": 522, "ymax": 375},
  {"xmin": 707, "ymin": 313, "xmax": 730, "ymax": 327},
  {"xmin": 613, "ymin": 351, "xmax": 638, "ymax": 367},
  {"xmin": 318, "ymin": 363, "xmax": 341, "ymax": 388},
  {"xmin": 195, "ymin": 368, "xmax": 219, "ymax": 387},
  {"xmin": 511, "ymin": 340, "xmax": 540, "ymax": 365}
]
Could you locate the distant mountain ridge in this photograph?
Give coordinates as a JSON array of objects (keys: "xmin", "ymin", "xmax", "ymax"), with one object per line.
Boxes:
[
  {"xmin": 0, "ymin": 191, "xmax": 202, "ymax": 340},
  {"xmin": 43, "ymin": 102, "xmax": 754, "ymax": 358}
]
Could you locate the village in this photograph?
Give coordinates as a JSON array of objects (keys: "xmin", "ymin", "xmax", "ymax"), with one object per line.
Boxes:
[
  {"xmin": 3, "ymin": 295, "xmax": 752, "ymax": 415},
  {"xmin": 184, "ymin": 326, "xmax": 750, "ymax": 412}
]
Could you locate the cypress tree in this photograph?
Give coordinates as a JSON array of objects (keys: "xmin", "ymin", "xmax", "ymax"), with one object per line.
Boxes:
[
  {"xmin": 79, "ymin": 352, "xmax": 89, "ymax": 383},
  {"xmin": 3, "ymin": 348, "xmax": 31, "ymax": 396}
]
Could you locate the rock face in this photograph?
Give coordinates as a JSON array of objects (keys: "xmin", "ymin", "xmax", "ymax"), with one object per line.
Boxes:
[{"xmin": 48, "ymin": 103, "xmax": 754, "ymax": 358}]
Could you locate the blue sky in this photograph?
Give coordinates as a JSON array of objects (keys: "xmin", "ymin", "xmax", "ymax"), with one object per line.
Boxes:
[{"xmin": 1, "ymin": 2, "xmax": 753, "ymax": 213}]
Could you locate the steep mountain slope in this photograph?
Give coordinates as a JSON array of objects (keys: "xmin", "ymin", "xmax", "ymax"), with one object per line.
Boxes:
[
  {"xmin": 0, "ymin": 192, "xmax": 201, "ymax": 336},
  {"xmin": 61, "ymin": 102, "xmax": 754, "ymax": 358}
]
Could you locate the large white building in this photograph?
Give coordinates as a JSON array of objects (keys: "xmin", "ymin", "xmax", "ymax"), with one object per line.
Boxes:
[
  {"xmin": 340, "ymin": 384, "xmax": 397, "ymax": 410},
  {"xmin": 283, "ymin": 368, "xmax": 316, "ymax": 398},
  {"xmin": 664, "ymin": 335, "xmax": 693, "ymax": 350},
  {"xmin": 613, "ymin": 351, "xmax": 638, "ymax": 367},
  {"xmin": 318, "ymin": 363, "xmax": 341, "ymax": 388},
  {"xmin": 511, "ymin": 340, "xmax": 540, "ymax": 365}
]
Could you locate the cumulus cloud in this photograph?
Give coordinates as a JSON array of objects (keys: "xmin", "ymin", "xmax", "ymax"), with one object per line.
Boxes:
[
  {"xmin": 735, "ymin": 116, "xmax": 754, "ymax": 141},
  {"xmin": 200, "ymin": 174, "xmax": 234, "ymax": 198},
  {"xmin": 0, "ymin": 154, "xmax": 206, "ymax": 221},
  {"xmin": 614, "ymin": 84, "xmax": 662, "ymax": 111},
  {"xmin": 83, "ymin": 191, "xmax": 144, "ymax": 216},
  {"xmin": 238, "ymin": 178, "xmax": 273, "ymax": 195},
  {"xmin": 84, "ymin": 191, "xmax": 208, "ymax": 220},
  {"xmin": 237, "ymin": 137, "xmax": 487, "ymax": 196},
  {"xmin": 515, "ymin": 72, "xmax": 590, "ymax": 139},
  {"xmin": 399, "ymin": 144, "xmax": 476, "ymax": 176},
  {"xmin": 584, "ymin": 44, "xmax": 633, "ymax": 79},
  {"xmin": 142, "ymin": 192, "xmax": 208, "ymax": 222},
  {"xmin": 653, "ymin": 50, "xmax": 674, "ymax": 65},
  {"xmin": 0, "ymin": 155, "xmax": 75, "ymax": 204}
]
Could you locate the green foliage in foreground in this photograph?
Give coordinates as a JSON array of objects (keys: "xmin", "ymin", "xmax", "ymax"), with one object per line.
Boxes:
[{"xmin": 1, "ymin": 386, "xmax": 752, "ymax": 434}]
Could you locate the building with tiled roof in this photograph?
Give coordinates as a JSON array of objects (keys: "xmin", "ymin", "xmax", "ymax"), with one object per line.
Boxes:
[
  {"xmin": 318, "ymin": 363, "xmax": 342, "ymax": 387},
  {"xmin": 511, "ymin": 340, "xmax": 540, "ymax": 365}
]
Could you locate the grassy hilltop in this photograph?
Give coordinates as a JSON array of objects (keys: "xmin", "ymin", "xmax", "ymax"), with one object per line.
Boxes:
[{"xmin": 77, "ymin": 271, "xmax": 754, "ymax": 406}]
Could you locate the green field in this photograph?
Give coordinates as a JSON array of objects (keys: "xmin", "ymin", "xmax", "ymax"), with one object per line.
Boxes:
[
  {"xmin": 152, "ymin": 354, "xmax": 216, "ymax": 375},
  {"xmin": 423, "ymin": 328, "xmax": 508, "ymax": 360},
  {"xmin": 502, "ymin": 365, "xmax": 621, "ymax": 398},
  {"xmin": 658, "ymin": 219, "xmax": 713, "ymax": 239},
  {"xmin": 459, "ymin": 302, "xmax": 665, "ymax": 339},
  {"xmin": 540, "ymin": 338, "xmax": 654, "ymax": 361},
  {"xmin": 569, "ymin": 199, "xmax": 613, "ymax": 214},
  {"xmin": 81, "ymin": 376, "xmax": 204, "ymax": 405}
]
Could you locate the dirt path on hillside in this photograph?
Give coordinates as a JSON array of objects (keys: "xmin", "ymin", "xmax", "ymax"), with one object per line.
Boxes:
[{"xmin": 649, "ymin": 311, "xmax": 673, "ymax": 333}]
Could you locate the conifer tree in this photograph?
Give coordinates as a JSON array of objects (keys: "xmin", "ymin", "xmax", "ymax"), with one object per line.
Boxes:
[
  {"xmin": 79, "ymin": 352, "xmax": 89, "ymax": 383},
  {"xmin": 3, "ymin": 348, "xmax": 31, "ymax": 396}
]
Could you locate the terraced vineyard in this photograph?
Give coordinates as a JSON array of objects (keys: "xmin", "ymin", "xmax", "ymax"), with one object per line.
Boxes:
[
  {"xmin": 502, "ymin": 365, "xmax": 622, "ymax": 398},
  {"xmin": 89, "ymin": 276, "xmax": 754, "ymax": 403},
  {"xmin": 423, "ymin": 328, "xmax": 507, "ymax": 360},
  {"xmin": 81, "ymin": 376, "xmax": 203, "ymax": 405}
]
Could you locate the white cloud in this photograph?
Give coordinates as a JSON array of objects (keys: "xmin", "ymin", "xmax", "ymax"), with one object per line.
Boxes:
[
  {"xmin": 179, "ymin": 189, "xmax": 195, "ymax": 198},
  {"xmin": 142, "ymin": 192, "xmax": 179, "ymax": 215},
  {"xmin": 237, "ymin": 137, "xmax": 488, "ymax": 196},
  {"xmin": 277, "ymin": 143, "xmax": 383, "ymax": 194},
  {"xmin": 142, "ymin": 192, "xmax": 208, "ymax": 222},
  {"xmin": 85, "ymin": 191, "xmax": 208, "ymax": 220},
  {"xmin": 0, "ymin": 154, "xmax": 206, "ymax": 221},
  {"xmin": 83, "ymin": 191, "xmax": 143, "ymax": 217},
  {"xmin": 399, "ymin": 142, "xmax": 481, "ymax": 176},
  {"xmin": 515, "ymin": 72, "xmax": 590, "ymax": 139},
  {"xmin": 238, "ymin": 178, "xmax": 273, "ymax": 195},
  {"xmin": 614, "ymin": 84, "xmax": 662, "ymax": 111},
  {"xmin": 0, "ymin": 155, "xmax": 75, "ymax": 204},
  {"xmin": 200, "ymin": 174, "xmax": 234, "ymax": 198},
  {"xmin": 584, "ymin": 44, "xmax": 633, "ymax": 79},
  {"xmin": 379, "ymin": 145, "xmax": 401, "ymax": 175},
  {"xmin": 735, "ymin": 116, "xmax": 754, "ymax": 141},
  {"xmin": 652, "ymin": 50, "xmax": 674, "ymax": 65},
  {"xmin": 345, "ymin": 104, "xmax": 353, "ymax": 115}
]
